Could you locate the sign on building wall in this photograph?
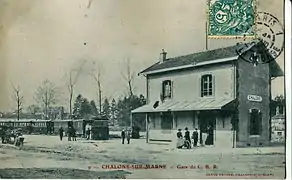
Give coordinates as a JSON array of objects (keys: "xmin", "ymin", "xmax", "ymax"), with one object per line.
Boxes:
[{"xmin": 247, "ymin": 95, "xmax": 263, "ymax": 102}]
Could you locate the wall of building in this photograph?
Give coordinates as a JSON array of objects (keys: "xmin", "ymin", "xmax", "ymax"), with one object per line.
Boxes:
[
  {"xmin": 237, "ymin": 52, "xmax": 271, "ymax": 147},
  {"xmin": 148, "ymin": 111, "xmax": 234, "ymax": 148},
  {"xmin": 147, "ymin": 64, "xmax": 235, "ymax": 104},
  {"xmin": 271, "ymin": 118, "xmax": 285, "ymax": 143}
]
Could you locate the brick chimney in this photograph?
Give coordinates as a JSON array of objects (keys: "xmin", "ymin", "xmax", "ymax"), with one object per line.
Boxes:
[{"xmin": 159, "ymin": 49, "xmax": 167, "ymax": 63}]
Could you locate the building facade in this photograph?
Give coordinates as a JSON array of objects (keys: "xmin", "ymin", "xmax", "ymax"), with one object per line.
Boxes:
[
  {"xmin": 132, "ymin": 42, "xmax": 283, "ymax": 148},
  {"xmin": 271, "ymin": 107, "xmax": 285, "ymax": 143}
]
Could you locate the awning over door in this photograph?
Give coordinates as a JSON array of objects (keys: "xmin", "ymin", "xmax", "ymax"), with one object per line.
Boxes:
[{"xmin": 131, "ymin": 98, "xmax": 235, "ymax": 113}]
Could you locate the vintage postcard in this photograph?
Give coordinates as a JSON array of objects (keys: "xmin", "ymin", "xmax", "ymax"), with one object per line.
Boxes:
[{"xmin": 0, "ymin": 0, "xmax": 290, "ymax": 179}]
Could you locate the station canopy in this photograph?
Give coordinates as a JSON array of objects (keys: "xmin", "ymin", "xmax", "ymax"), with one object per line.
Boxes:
[{"xmin": 132, "ymin": 98, "xmax": 234, "ymax": 113}]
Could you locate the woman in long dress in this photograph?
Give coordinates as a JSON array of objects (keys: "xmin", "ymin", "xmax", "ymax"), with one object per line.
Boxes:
[{"xmin": 176, "ymin": 129, "xmax": 184, "ymax": 148}]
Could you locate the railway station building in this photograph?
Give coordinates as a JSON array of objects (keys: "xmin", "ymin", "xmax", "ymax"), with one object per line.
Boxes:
[{"xmin": 132, "ymin": 41, "xmax": 283, "ymax": 148}]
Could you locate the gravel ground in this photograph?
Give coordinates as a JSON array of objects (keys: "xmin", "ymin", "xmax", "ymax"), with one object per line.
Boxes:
[
  {"xmin": 0, "ymin": 168, "xmax": 130, "ymax": 179},
  {"xmin": 0, "ymin": 135, "xmax": 286, "ymax": 179}
]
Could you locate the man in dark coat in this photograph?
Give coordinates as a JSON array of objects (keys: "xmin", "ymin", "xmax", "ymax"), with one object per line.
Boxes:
[
  {"xmin": 184, "ymin": 127, "xmax": 191, "ymax": 149},
  {"xmin": 121, "ymin": 129, "xmax": 125, "ymax": 144},
  {"xmin": 68, "ymin": 126, "xmax": 72, "ymax": 141},
  {"xmin": 126, "ymin": 130, "xmax": 131, "ymax": 144},
  {"xmin": 59, "ymin": 127, "xmax": 64, "ymax": 141},
  {"xmin": 86, "ymin": 128, "xmax": 91, "ymax": 140},
  {"xmin": 72, "ymin": 127, "xmax": 77, "ymax": 141},
  {"xmin": 192, "ymin": 128, "xmax": 199, "ymax": 147}
]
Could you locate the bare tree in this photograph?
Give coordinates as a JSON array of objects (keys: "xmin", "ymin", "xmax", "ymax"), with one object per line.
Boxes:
[
  {"xmin": 91, "ymin": 63, "xmax": 103, "ymax": 115},
  {"xmin": 11, "ymin": 83, "xmax": 24, "ymax": 120},
  {"xmin": 121, "ymin": 58, "xmax": 135, "ymax": 97},
  {"xmin": 66, "ymin": 60, "xmax": 87, "ymax": 118},
  {"xmin": 35, "ymin": 79, "xmax": 58, "ymax": 120}
]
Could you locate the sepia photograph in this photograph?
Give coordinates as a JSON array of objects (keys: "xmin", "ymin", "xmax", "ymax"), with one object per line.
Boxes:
[{"xmin": 0, "ymin": 0, "xmax": 290, "ymax": 179}]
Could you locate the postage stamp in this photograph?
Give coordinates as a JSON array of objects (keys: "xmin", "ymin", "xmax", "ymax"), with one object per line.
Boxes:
[{"xmin": 208, "ymin": 0, "xmax": 256, "ymax": 38}]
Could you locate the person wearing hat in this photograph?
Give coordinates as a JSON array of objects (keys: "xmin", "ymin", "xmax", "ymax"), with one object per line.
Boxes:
[
  {"xmin": 121, "ymin": 129, "xmax": 126, "ymax": 144},
  {"xmin": 184, "ymin": 127, "xmax": 191, "ymax": 148},
  {"xmin": 192, "ymin": 128, "xmax": 199, "ymax": 147}
]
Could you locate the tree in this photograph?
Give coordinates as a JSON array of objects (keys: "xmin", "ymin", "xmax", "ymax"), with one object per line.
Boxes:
[
  {"xmin": 121, "ymin": 58, "xmax": 135, "ymax": 97},
  {"xmin": 35, "ymin": 79, "xmax": 58, "ymax": 119},
  {"xmin": 67, "ymin": 60, "xmax": 87, "ymax": 119},
  {"xmin": 116, "ymin": 94, "xmax": 146, "ymax": 127},
  {"xmin": 90, "ymin": 100, "xmax": 98, "ymax": 116},
  {"xmin": 80, "ymin": 97, "xmax": 92, "ymax": 118},
  {"xmin": 73, "ymin": 94, "xmax": 83, "ymax": 119},
  {"xmin": 102, "ymin": 98, "xmax": 110, "ymax": 118},
  {"xmin": 27, "ymin": 104, "xmax": 41, "ymax": 115},
  {"xmin": 11, "ymin": 84, "xmax": 24, "ymax": 120},
  {"xmin": 91, "ymin": 64, "xmax": 103, "ymax": 115},
  {"xmin": 110, "ymin": 98, "xmax": 118, "ymax": 126}
]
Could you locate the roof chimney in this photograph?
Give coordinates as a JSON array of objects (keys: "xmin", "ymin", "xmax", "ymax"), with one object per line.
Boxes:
[{"xmin": 159, "ymin": 49, "xmax": 167, "ymax": 63}]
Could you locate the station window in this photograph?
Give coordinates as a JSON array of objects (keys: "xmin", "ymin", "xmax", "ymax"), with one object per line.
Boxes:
[
  {"xmin": 249, "ymin": 109, "xmax": 262, "ymax": 135},
  {"xmin": 161, "ymin": 80, "xmax": 172, "ymax": 100},
  {"xmin": 201, "ymin": 74, "xmax": 214, "ymax": 97}
]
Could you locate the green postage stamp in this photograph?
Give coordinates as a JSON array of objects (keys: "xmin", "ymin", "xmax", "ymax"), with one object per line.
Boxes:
[{"xmin": 208, "ymin": 0, "xmax": 256, "ymax": 38}]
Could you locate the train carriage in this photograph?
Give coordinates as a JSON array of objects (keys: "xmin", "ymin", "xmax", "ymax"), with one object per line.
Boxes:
[{"xmin": 0, "ymin": 119, "xmax": 52, "ymax": 134}]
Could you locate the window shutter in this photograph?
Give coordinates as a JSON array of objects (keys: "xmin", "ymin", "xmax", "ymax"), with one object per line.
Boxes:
[
  {"xmin": 161, "ymin": 81, "xmax": 165, "ymax": 99},
  {"xmin": 171, "ymin": 80, "xmax": 174, "ymax": 99},
  {"xmin": 212, "ymin": 74, "xmax": 215, "ymax": 96},
  {"xmin": 259, "ymin": 111, "xmax": 262, "ymax": 135},
  {"xmin": 200, "ymin": 76, "xmax": 203, "ymax": 97},
  {"xmin": 248, "ymin": 110, "xmax": 251, "ymax": 135}
]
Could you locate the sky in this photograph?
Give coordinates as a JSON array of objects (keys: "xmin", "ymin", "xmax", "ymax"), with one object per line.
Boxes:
[{"xmin": 0, "ymin": 0, "xmax": 285, "ymax": 112}]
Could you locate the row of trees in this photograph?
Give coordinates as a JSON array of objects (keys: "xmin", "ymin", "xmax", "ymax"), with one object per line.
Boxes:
[
  {"xmin": 8, "ymin": 59, "xmax": 147, "ymax": 127},
  {"xmin": 71, "ymin": 93, "xmax": 146, "ymax": 127}
]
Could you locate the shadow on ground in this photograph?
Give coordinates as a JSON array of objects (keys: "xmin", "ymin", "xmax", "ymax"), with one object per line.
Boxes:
[{"xmin": 0, "ymin": 168, "xmax": 131, "ymax": 179}]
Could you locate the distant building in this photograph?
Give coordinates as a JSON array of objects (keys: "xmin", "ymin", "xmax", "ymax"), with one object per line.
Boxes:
[
  {"xmin": 132, "ymin": 42, "xmax": 283, "ymax": 148},
  {"xmin": 271, "ymin": 107, "xmax": 285, "ymax": 143}
]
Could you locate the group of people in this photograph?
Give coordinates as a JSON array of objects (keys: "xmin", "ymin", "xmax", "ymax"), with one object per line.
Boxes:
[
  {"xmin": 177, "ymin": 127, "xmax": 199, "ymax": 149},
  {"xmin": 0, "ymin": 127, "xmax": 24, "ymax": 146},
  {"xmin": 177, "ymin": 126, "xmax": 213, "ymax": 149},
  {"xmin": 58, "ymin": 127, "xmax": 91, "ymax": 141},
  {"xmin": 121, "ymin": 129, "xmax": 131, "ymax": 144}
]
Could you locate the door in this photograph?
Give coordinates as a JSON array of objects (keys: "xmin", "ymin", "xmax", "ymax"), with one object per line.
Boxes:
[
  {"xmin": 199, "ymin": 112, "xmax": 215, "ymax": 145},
  {"xmin": 161, "ymin": 112, "xmax": 173, "ymax": 130}
]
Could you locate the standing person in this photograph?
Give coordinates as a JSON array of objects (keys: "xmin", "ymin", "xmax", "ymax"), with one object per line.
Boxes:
[
  {"xmin": 201, "ymin": 126, "xmax": 208, "ymax": 146},
  {"xmin": 192, "ymin": 128, "xmax": 199, "ymax": 147},
  {"xmin": 184, "ymin": 127, "xmax": 191, "ymax": 149},
  {"xmin": 206, "ymin": 125, "xmax": 213, "ymax": 145},
  {"xmin": 176, "ymin": 129, "xmax": 184, "ymax": 149},
  {"xmin": 68, "ymin": 126, "xmax": 72, "ymax": 141},
  {"xmin": 86, "ymin": 128, "xmax": 91, "ymax": 140},
  {"xmin": 72, "ymin": 127, "xmax": 77, "ymax": 141},
  {"xmin": 126, "ymin": 130, "xmax": 131, "ymax": 144},
  {"xmin": 59, "ymin": 127, "xmax": 64, "ymax": 141},
  {"xmin": 121, "ymin": 129, "xmax": 125, "ymax": 144}
]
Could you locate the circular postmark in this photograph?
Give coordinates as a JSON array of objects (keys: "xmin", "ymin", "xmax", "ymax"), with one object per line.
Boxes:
[{"xmin": 235, "ymin": 12, "xmax": 284, "ymax": 64}]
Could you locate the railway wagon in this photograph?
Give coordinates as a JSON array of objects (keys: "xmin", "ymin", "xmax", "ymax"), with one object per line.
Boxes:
[
  {"xmin": 53, "ymin": 118, "xmax": 109, "ymax": 138},
  {"xmin": 52, "ymin": 119, "xmax": 89, "ymax": 137},
  {"xmin": 91, "ymin": 119, "xmax": 109, "ymax": 140},
  {"xmin": 0, "ymin": 119, "xmax": 52, "ymax": 134}
]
